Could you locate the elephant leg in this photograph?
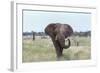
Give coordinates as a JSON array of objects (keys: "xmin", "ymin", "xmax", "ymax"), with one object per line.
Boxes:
[{"xmin": 51, "ymin": 38, "xmax": 63, "ymax": 60}]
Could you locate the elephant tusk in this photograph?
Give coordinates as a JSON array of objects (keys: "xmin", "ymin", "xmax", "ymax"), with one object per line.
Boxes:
[{"xmin": 64, "ymin": 38, "xmax": 71, "ymax": 49}]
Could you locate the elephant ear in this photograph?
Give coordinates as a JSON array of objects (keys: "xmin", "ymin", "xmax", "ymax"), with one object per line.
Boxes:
[{"xmin": 45, "ymin": 23, "xmax": 56, "ymax": 37}]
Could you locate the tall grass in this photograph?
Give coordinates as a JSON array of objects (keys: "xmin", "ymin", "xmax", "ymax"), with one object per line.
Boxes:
[{"xmin": 22, "ymin": 36, "xmax": 91, "ymax": 62}]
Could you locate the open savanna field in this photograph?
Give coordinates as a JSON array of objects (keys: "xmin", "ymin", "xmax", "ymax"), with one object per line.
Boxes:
[{"xmin": 22, "ymin": 36, "xmax": 91, "ymax": 62}]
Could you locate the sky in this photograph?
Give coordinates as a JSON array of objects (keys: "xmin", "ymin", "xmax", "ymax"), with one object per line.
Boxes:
[{"xmin": 23, "ymin": 10, "xmax": 91, "ymax": 32}]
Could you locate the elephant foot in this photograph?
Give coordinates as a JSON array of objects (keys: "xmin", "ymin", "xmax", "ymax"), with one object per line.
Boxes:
[{"xmin": 56, "ymin": 55, "xmax": 64, "ymax": 61}]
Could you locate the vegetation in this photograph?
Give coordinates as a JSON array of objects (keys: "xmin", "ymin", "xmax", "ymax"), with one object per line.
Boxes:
[{"xmin": 22, "ymin": 36, "xmax": 91, "ymax": 62}]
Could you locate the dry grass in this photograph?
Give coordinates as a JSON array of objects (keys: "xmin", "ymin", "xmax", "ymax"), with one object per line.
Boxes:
[{"xmin": 22, "ymin": 36, "xmax": 91, "ymax": 62}]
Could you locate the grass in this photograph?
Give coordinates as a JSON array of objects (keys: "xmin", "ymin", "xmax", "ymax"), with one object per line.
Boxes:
[{"xmin": 22, "ymin": 36, "xmax": 91, "ymax": 62}]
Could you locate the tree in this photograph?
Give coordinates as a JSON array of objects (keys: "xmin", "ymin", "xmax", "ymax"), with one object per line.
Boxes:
[{"xmin": 32, "ymin": 31, "xmax": 35, "ymax": 40}]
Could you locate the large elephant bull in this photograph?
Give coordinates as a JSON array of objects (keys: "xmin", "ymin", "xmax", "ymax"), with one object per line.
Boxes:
[{"xmin": 45, "ymin": 23, "xmax": 73, "ymax": 60}]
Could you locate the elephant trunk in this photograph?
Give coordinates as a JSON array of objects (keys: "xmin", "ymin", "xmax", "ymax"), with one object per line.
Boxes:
[{"xmin": 56, "ymin": 35, "xmax": 71, "ymax": 49}]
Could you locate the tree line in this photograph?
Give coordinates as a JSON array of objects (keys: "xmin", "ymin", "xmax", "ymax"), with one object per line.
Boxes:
[{"xmin": 23, "ymin": 31, "xmax": 91, "ymax": 37}]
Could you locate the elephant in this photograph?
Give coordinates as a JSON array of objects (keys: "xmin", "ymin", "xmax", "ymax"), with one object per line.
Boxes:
[{"xmin": 45, "ymin": 23, "xmax": 73, "ymax": 60}]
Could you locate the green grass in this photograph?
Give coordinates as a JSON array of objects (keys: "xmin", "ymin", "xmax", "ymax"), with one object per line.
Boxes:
[{"xmin": 22, "ymin": 36, "xmax": 91, "ymax": 62}]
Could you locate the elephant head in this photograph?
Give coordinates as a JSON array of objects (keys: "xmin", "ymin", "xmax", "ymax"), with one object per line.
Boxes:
[{"xmin": 45, "ymin": 23, "xmax": 73, "ymax": 59}]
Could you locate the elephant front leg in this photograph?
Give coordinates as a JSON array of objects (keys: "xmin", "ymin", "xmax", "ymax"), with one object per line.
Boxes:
[{"xmin": 51, "ymin": 38, "xmax": 63, "ymax": 60}]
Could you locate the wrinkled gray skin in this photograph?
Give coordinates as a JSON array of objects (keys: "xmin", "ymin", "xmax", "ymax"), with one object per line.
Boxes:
[{"xmin": 45, "ymin": 23, "xmax": 73, "ymax": 60}]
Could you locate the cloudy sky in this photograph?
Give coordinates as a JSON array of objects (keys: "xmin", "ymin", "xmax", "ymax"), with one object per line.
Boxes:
[{"xmin": 23, "ymin": 10, "xmax": 91, "ymax": 32}]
